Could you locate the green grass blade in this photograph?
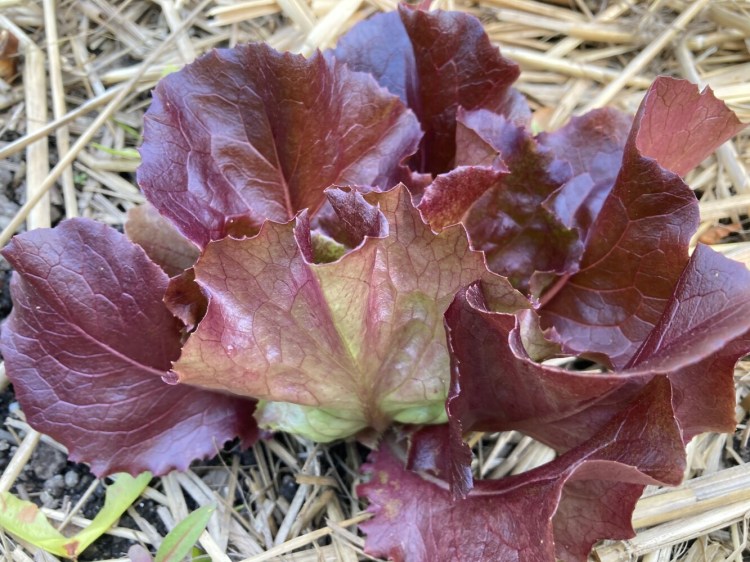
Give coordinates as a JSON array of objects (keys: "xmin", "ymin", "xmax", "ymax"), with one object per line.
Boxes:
[
  {"xmin": 155, "ymin": 504, "xmax": 215, "ymax": 562},
  {"xmin": 0, "ymin": 472, "xmax": 151, "ymax": 559},
  {"xmin": 72, "ymin": 471, "xmax": 152, "ymax": 555},
  {"xmin": 90, "ymin": 142, "xmax": 141, "ymax": 160}
]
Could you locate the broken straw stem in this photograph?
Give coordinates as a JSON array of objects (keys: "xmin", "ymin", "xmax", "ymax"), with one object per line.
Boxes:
[
  {"xmin": 595, "ymin": 464, "xmax": 750, "ymax": 561},
  {"xmin": 594, "ymin": 498, "xmax": 750, "ymax": 561},
  {"xmin": 583, "ymin": 0, "xmax": 711, "ymax": 111}
]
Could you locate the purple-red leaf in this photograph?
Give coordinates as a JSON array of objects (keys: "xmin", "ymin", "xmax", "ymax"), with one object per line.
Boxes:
[
  {"xmin": 326, "ymin": 10, "xmax": 413, "ymax": 104},
  {"xmin": 360, "ymin": 376, "xmax": 685, "ymax": 562},
  {"xmin": 419, "ymin": 107, "xmax": 632, "ymax": 296},
  {"xmin": 536, "ymin": 108, "xmax": 631, "ymax": 190},
  {"xmin": 536, "ymin": 108, "xmax": 631, "ymax": 235},
  {"xmin": 171, "ymin": 185, "xmax": 525, "ymax": 441},
  {"xmin": 552, "ymin": 479, "xmax": 645, "ymax": 562},
  {"xmin": 446, "ymin": 286, "xmax": 636, "ymax": 460},
  {"xmin": 541, "ymin": 77, "xmax": 745, "ymax": 368},
  {"xmin": 164, "ymin": 268, "xmax": 207, "ymax": 332},
  {"xmin": 421, "ymin": 110, "xmax": 583, "ymax": 291},
  {"xmin": 444, "ymin": 243, "xmax": 750, "ymax": 498},
  {"xmin": 634, "ymin": 79, "xmax": 745, "ymax": 177},
  {"xmin": 0, "ymin": 219, "xmax": 257, "ymax": 476},
  {"xmin": 626, "ymin": 243, "xmax": 750, "ymax": 439},
  {"xmin": 331, "ymin": 7, "xmax": 527, "ymax": 175},
  {"xmin": 312, "ymin": 187, "xmax": 387, "ymax": 252},
  {"xmin": 417, "ymin": 165, "xmax": 504, "ymax": 231},
  {"xmin": 125, "ymin": 203, "xmax": 199, "ymax": 277},
  {"xmin": 138, "ymin": 43, "xmax": 421, "ymax": 248}
]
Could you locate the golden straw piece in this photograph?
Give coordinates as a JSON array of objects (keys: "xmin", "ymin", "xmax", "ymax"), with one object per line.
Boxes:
[{"xmin": 584, "ymin": 0, "xmax": 711, "ymax": 110}]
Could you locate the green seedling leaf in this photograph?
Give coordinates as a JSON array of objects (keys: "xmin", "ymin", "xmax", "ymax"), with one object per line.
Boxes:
[
  {"xmin": 90, "ymin": 142, "xmax": 141, "ymax": 160},
  {"xmin": 189, "ymin": 545, "xmax": 210, "ymax": 561},
  {"xmin": 0, "ymin": 492, "xmax": 69, "ymax": 557},
  {"xmin": 115, "ymin": 120, "xmax": 143, "ymax": 141},
  {"xmin": 0, "ymin": 472, "xmax": 153, "ymax": 557},
  {"xmin": 160, "ymin": 63, "xmax": 181, "ymax": 77},
  {"xmin": 0, "ymin": 472, "xmax": 159, "ymax": 558},
  {"xmin": 155, "ymin": 504, "xmax": 215, "ymax": 562},
  {"xmin": 73, "ymin": 471, "xmax": 152, "ymax": 555}
]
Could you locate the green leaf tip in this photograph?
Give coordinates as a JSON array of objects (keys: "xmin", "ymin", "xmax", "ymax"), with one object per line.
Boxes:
[{"xmin": 155, "ymin": 504, "xmax": 215, "ymax": 562}]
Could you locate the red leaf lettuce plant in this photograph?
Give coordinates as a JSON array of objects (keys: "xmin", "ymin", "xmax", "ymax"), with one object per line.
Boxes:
[{"xmin": 2, "ymin": 5, "xmax": 749, "ymax": 561}]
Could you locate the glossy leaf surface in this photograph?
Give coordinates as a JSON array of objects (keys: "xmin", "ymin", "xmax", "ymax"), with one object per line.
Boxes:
[
  {"xmin": 173, "ymin": 186, "xmax": 524, "ymax": 441},
  {"xmin": 360, "ymin": 377, "xmax": 684, "ymax": 562},
  {"xmin": 541, "ymin": 78, "xmax": 745, "ymax": 367},
  {"xmin": 330, "ymin": 7, "xmax": 526, "ymax": 174},
  {"xmin": 139, "ymin": 44, "xmax": 421, "ymax": 248},
  {"xmin": 1, "ymin": 219, "xmax": 257, "ymax": 476}
]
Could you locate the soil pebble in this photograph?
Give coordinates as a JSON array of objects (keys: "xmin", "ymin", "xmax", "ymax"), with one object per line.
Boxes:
[{"xmin": 32, "ymin": 445, "xmax": 67, "ymax": 480}]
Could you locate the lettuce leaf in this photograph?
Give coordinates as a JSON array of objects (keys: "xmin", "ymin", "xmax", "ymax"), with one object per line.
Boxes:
[
  {"xmin": 0, "ymin": 5, "xmax": 747, "ymax": 560},
  {"xmin": 329, "ymin": 6, "xmax": 528, "ymax": 175},
  {"xmin": 541, "ymin": 78, "xmax": 745, "ymax": 368},
  {"xmin": 420, "ymin": 109, "xmax": 583, "ymax": 291},
  {"xmin": 172, "ymin": 185, "xmax": 525, "ymax": 441},
  {"xmin": 0, "ymin": 219, "xmax": 257, "ymax": 476},
  {"xmin": 138, "ymin": 43, "xmax": 421, "ymax": 248},
  {"xmin": 125, "ymin": 203, "xmax": 200, "ymax": 277},
  {"xmin": 444, "ymin": 243, "xmax": 749, "ymax": 497},
  {"xmin": 360, "ymin": 376, "xmax": 685, "ymax": 562}
]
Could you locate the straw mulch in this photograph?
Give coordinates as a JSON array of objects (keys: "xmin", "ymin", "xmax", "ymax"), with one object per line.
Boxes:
[{"xmin": 0, "ymin": 0, "xmax": 750, "ymax": 561}]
